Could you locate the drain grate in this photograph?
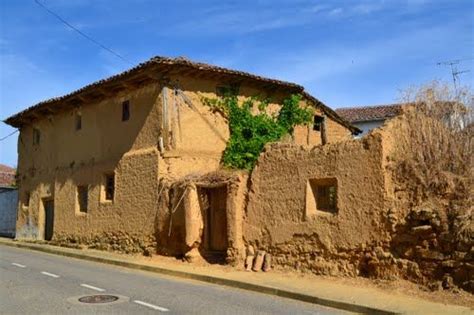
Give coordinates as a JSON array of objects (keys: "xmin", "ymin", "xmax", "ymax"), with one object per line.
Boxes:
[{"xmin": 78, "ymin": 295, "xmax": 119, "ymax": 304}]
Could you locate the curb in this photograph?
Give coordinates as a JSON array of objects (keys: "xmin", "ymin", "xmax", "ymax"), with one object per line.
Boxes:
[{"xmin": 0, "ymin": 239, "xmax": 396, "ymax": 315}]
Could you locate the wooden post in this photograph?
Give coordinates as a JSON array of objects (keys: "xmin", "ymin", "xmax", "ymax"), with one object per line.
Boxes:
[
  {"xmin": 161, "ymin": 86, "xmax": 169, "ymax": 149},
  {"xmin": 321, "ymin": 115, "xmax": 328, "ymax": 145}
]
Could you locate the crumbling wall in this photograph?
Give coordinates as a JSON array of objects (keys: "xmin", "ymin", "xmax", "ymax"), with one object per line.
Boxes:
[
  {"xmin": 379, "ymin": 116, "xmax": 473, "ymax": 292},
  {"xmin": 244, "ymin": 134, "xmax": 390, "ymax": 276},
  {"xmin": 244, "ymin": 115, "xmax": 472, "ymax": 293}
]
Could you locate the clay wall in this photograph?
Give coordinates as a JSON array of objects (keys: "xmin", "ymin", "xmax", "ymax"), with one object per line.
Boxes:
[
  {"xmin": 244, "ymin": 134, "xmax": 390, "ymax": 275},
  {"xmin": 16, "ymin": 83, "xmax": 162, "ymax": 250}
]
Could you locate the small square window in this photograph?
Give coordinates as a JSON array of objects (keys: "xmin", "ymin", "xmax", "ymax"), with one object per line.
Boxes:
[
  {"xmin": 122, "ymin": 100, "xmax": 130, "ymax": 121},
  {"xmin": 33, "ymin": 128, "xmax": 41, "ymax": 145},
  {"xmin": 104, "ymin": 174, "xmax": 115, "ymax": 201},
  {"xmin": 77, "ymin": 185, "xmax": 88, "ymax": 213},
  {"xmin": 313, "ymin": 115, "xmax": 324, "ymax": 131},
  {"xmin": 75, "ymin": 112, "xmax": 82, "ymax": 131},
  {"xmin": 305, "ymin": 178, "xmax": 338, "ymax": 218}
]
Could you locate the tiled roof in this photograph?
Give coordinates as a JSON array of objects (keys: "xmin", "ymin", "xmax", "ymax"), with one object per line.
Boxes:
[
  {"xmin": 335, "ymin": 104, "xmax": 403, "ymax": 123},
  {"xmin": 0, "ymin": 164, "xmax": 15, "ymax": 187},
  {"xmin": 4, "ymin": 56, "xmax": 360, "ymax": 134}
]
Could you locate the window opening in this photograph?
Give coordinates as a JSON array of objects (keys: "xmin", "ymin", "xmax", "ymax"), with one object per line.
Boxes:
[{"xmin": 122, "ymin": 100, "xmax": 130, "ymax": 121}]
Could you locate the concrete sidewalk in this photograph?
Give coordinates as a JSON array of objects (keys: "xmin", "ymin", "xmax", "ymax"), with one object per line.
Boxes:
[{"xmin": 0, "ymin": 238, "xmax": 471, "ymax": 315}]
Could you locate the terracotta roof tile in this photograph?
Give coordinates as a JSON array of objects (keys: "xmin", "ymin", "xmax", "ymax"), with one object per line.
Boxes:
[{"xmin": 335, "ymin": 104, "xmax": 403, "ymax": 123}]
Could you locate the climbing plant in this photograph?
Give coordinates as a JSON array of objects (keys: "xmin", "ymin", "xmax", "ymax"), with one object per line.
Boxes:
[{"xmin": 203, "ymin": 94, "xmax": 313, "ymax": 170}]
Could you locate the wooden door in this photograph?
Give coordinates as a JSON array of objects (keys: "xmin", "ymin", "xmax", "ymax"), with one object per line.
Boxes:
[
  {"xmin": 207, "ymin": 186, "xmax": 228, "ymax": 251},
  {"xmin": 44, "ymin": 199, "xmax": 54, "ymax": 241}
]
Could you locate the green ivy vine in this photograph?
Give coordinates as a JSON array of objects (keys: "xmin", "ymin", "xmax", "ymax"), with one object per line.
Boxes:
[{"xmin": 203, "ymin": 94, "xmax": 313, "ymax": 170}]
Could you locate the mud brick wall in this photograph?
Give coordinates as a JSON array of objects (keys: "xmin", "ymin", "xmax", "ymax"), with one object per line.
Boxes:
[{"xmin": 244, "ymin": 134, "xmax": 390, "ymax": 275}]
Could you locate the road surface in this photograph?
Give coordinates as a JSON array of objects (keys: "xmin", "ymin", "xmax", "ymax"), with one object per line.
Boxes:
[{"xmin": 0, "ymin": 245, "xmax": 348, "ymax": 314}]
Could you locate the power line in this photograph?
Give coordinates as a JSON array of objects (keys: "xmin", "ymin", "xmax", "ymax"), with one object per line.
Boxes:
[
  {"xmin": 0, "ymin": 130, "xmax": 19, "ymax": 142},
  {"xmin": 34, "ymin": 0, "xmax": 132, "ymax": 65}
]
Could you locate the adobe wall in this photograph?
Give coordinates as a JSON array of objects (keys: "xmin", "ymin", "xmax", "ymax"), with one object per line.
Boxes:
[
  {"xmin": 244, "ymin": 134, "xmax": 390, "ymax": 276},
  {"xmin": 15, "ymin": 83, "xmax": 162, "ymax": 252},
  {"xmin": 16, "ymin": 148, "xmax": 160, "ymax": 253},
  {"xmin": 293, "ymin": 113, "xmax": 353, "ymax": 146}
]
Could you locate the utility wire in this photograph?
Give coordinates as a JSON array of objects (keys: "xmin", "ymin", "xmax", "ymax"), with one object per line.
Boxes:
[
  {"xmin": 34, "ymin": 0, "xmax": 132, "ymax": 65},
  {"xmin": 0, "ymin": 130, "xmax": 19, "ymax": 142}
]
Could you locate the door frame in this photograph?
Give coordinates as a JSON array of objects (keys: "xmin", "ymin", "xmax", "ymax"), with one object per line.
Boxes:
[
  {"xmin": 198, "ymin": 184, "xmax": 229, "ymax": 253},
  {"xmin": 42, "ymin": 198, "xmax": 54, "ymax": 241}
]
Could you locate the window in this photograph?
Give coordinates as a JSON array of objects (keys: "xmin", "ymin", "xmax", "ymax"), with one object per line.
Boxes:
[
  {"xmin": 305, "ymin": 178, "xmax": 338, "ymax": 218},
  {"xmin": 216, "ymin": 84, "xmax": 240, "ymax": 97},
  {"xmin": 33, "ymin": 128, "xmax": 41, "ymax": 145},
  {"xmin": 313, "ymin": 115, "xmax": 324, "ymax": 131},
  {"xmin": 77, "ymin": 185, "xmax": 88, "ymax": 213},
  {"xmin": 104, "ymin": 174, "xmax": 115, "ymax": 201},
  {"xmin": 122, "ymin": 100, "xmax": 130, "ymax": 121},
  {"xmin": 75, "ymin": 112, "xmax": 82, "ymax": 130},
  {"xmin": 316, "ymin": 185, "xmax": 337, "ymax": 211}
]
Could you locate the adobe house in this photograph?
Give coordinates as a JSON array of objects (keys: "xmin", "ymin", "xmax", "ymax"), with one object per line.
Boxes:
[{"xmin": 4, "ymin": 56, "xmax": 359, "ymax": 261}]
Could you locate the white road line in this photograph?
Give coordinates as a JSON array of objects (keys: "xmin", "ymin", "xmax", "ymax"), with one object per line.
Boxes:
[
  {"xmin": 80, "ymin": 284, "xmax": 105, "ymax": 292},
  {"xmin": 40, "ymin": 271, "xmax": 60, "ymax": 278},
  {"xmin": 133, "ymin": 300, "xmax": 169, "ymax": 312},
  {"xmin": 11, "ymin": 263, "xmax": 26, "ymax": 268}
]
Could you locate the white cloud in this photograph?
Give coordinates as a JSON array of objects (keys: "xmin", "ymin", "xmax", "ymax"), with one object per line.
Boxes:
[
  {"xmin": 248, "ymin": 21, "xmax": 463, "ymax": 86},
  {"xmin": 328, "ymin": 8, "xmax": 343, "ymax": 16}
]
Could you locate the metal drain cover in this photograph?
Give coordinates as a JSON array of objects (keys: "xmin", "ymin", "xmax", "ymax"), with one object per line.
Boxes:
[
  {"xmin": 68, "ymin": 294, "xmax": 129, "ymax": 306},
  {"xmin": 78, "ymin": 295, "xmax": 119, "ymax": 304}
]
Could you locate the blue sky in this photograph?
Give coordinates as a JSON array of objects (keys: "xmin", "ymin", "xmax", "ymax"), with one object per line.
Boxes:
[{"xmin": 0, "ymin": 0, "xmax": 473, "ymax": 167}]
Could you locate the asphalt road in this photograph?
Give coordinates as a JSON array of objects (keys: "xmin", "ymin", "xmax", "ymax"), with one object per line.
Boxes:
[{"xmin": 0, "ymin": 245, "xmax": 348, "ymax": 315}]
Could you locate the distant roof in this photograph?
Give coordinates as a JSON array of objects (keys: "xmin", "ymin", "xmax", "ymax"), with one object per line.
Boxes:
[
  {"xmin": 4, "ymin": 56, "xmax": 360, "ymax": 134},
  {"xmin": 0, "ymin": 164, "xmax": 15, "ymax": 187},
  {"xmin": 335, "ymin": 104, "xmax": 403, "ymax": 123}
]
